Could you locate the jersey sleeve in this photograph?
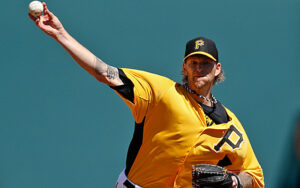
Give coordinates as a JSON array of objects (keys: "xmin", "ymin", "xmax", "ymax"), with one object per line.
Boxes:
[{"xmin": 112, "ymin": 68, "xmax": 175, "ymax": 124}]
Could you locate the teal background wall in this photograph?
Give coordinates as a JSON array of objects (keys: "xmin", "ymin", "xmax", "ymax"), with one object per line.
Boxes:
[{"xmin": 1, "ymin": 0, "xmax": 299, "ymax": 187}]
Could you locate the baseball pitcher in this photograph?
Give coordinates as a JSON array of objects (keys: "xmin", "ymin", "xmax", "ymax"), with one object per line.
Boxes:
[{"xmin": 29, "ymin": 3, "xmax": 264, "ymax": 188}]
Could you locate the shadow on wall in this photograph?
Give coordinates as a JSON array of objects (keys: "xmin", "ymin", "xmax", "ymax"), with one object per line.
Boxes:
[{"xmin": 276, "ymin": 110, "xmax": 300, "ymax": 188}]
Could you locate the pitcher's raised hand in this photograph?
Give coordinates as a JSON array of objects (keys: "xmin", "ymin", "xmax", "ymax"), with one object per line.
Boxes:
[{"xmin": 29, "ymin": 2, "xmax": 65, "ymax": 39}]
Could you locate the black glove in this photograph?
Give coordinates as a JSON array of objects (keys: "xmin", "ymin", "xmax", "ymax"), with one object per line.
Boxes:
[{"xmin": 192, "ymin": 164, "xmax": 243, "ymax": 188}]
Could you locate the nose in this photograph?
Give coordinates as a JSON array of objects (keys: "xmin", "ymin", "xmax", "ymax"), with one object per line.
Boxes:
[{"xmin": 195, "ymin": 64, "xmax": 204, "ymax": 72}]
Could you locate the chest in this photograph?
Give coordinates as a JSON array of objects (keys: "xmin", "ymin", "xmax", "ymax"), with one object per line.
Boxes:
[{"xmin": 144, "ymin": 89, "xmax": 247, "ymax": 166}]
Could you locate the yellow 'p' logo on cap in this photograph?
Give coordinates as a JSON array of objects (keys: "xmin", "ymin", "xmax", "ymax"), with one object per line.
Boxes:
[{"xmin": 195, "ymin": 40, "xmax": 205, "ymax": 49}]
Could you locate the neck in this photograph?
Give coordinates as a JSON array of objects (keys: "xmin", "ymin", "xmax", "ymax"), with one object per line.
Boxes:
[
  {"xmin": 184, "ymin": 83, "xmax": 216, "ymax": 107},
  {"xmin": 195, "ymin": 94, "xmax": 213, "ymax": 106}
]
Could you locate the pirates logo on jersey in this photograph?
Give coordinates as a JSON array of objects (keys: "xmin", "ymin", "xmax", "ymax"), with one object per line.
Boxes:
[
  {"xmin": 195, "ymin": 40, "xmax": 205, "ymax": 49},
  {"xmin": 213, "ymin": 125, "xmax": 244, "ymax": 152}
]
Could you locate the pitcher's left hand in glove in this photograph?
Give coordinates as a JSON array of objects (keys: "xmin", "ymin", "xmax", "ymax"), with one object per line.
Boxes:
[{"xmin": 192, "ymin": 164, "xmax": 243, "ymax": 188}]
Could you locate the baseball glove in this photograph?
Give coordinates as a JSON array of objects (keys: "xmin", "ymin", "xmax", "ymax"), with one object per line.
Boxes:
[{"xmin": 192, "ymin": 164, "xmax": 243, "ymax": 188}]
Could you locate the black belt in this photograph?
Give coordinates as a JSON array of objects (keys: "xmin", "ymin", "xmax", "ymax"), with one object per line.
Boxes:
[{"xmin": 123, "ymin": 180, "xmax": 135, "ymax": 188}]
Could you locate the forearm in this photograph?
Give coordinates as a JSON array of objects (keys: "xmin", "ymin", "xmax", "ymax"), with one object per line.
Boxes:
[
  {"xmin": 54, "ymin": 28, "xmax": 121, "ymax": 85},
  {"xmin": 55, "ymin": 29, "xmax": 101, "ymax": 78},
  {"xmin": 238, "ymin": 171, "xmax": 253, "ymax": 188}
]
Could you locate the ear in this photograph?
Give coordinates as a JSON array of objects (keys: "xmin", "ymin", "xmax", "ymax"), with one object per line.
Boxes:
[
  {"xmin": 214, "ymin": 62, "xmax": 222, "ymax": 77},
  {"xmin": 182, "ymin": 62, "xmax": 187, "ymax": 75}
]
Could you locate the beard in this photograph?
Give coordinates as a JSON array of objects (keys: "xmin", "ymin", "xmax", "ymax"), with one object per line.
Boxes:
[{"xmin": 190, "ymin": 76, "xmax": 208, "ymax": 90}]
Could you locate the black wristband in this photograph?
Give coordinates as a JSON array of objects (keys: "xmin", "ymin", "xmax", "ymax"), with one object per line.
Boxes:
[{"xmin": 231, "ymin": 173, "xmax": 243, "ymax": 188}]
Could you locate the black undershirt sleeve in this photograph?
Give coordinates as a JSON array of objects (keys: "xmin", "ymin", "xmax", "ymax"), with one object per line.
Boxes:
[{"xmin": 110, "ymin": 69, "xmax": 134, "ymax": 103}]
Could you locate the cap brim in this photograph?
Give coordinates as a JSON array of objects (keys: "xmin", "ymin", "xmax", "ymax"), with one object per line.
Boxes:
[{"xmin": 183, "ymin": 52, "xmax": 217, "ymax": 62}]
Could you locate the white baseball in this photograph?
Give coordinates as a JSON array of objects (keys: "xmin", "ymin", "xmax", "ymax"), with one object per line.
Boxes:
[{"xmin": 28, "ymin": 1, "xmax": 44, "ymax": 16}]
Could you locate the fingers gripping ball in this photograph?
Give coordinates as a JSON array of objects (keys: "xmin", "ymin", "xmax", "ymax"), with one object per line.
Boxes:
[
  {"xmin": 28, "ymin": 1, "xmax": 44, "ymax": 16},
  {"xmin": 192, "ymin": 164, "xmax": 243, "ymax": 188}
]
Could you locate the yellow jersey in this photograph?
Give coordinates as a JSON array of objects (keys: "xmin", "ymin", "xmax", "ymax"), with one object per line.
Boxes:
[{"xmin": 113, "ymin": 68, "xmax": 264, "ymax": 188}]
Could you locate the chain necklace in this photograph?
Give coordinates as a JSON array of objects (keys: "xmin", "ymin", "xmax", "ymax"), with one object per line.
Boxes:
[{"xmin": 184, "ymin": 83, "xmax": 217, "ymax": 104}]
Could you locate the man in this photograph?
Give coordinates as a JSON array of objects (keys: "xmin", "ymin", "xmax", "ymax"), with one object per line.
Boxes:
[{"xmin": 29, "ymin": 3, "xmax": 264, "ymax": 188}]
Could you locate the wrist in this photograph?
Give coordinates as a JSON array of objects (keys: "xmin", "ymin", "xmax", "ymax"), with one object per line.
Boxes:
[
  {"xmin": 54, "ymin": 27, "xmax": 69, "ymax": 42},
  {"xmin": 233, "ymin": 174, "xmax": 243, "ymax": 188}
]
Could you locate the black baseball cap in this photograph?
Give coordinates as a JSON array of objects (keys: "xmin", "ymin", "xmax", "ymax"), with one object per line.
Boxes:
[{"xmin": 184, "ymin": 37, "xmax": 219, "ymax": 62}]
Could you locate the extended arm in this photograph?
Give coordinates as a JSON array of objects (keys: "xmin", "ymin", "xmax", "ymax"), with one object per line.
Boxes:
[{"xmin": 29, "ymin": 2, "xmax": 123, "ymax": 86}]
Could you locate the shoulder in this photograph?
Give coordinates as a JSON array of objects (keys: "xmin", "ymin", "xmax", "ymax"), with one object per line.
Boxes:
[
  {"xmin": 120, "ymin": 68, "xmax": 176, "ymax": 90},
  {"xmin": 121, "ymin": 68, "xmax": 174, "ymax": 82}
]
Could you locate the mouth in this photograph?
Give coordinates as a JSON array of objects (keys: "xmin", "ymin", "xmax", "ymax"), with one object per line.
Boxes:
[
  {"xmin": 192, "ymin": 77, "xmax": 203, "ymax": 83},
  {"xmin": 193, "ymin": 75, "xmax": 205, "ymax": 79}
]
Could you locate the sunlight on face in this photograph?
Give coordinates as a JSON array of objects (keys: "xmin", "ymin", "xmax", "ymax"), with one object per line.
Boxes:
[{"xmin": 183, "ymin": 55, "xmax": 220, "ymax": 90}]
